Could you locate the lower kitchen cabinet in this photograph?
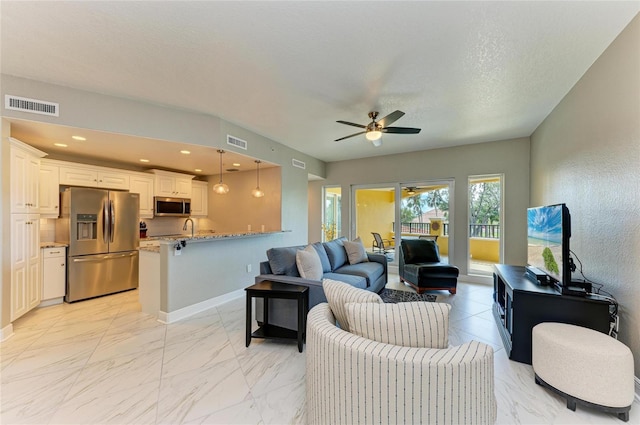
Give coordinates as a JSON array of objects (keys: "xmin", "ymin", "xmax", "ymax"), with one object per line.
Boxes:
[
  {"xmin": 11, "ymin": 214, "xmax": 41, "ymax": 321},
  {"xmin": 41, "ymin": 247, "xmax": 66, "ymax": 306}
]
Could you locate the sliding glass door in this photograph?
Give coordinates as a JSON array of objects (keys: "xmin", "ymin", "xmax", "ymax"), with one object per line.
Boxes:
[
  {"xmin": 352, "ymin": 180, "xmax": 453, "ymax": 266},
  {"xmin": 322, "ymin": 186, "xmax": 341, "ymax": 242},
  {"xmin": 399, "ymin": 182, "xmax": 453, "ymax": 264},
  {"xmin": 352, "ymin": 185, "xmax": 396, "ymax": 260}
]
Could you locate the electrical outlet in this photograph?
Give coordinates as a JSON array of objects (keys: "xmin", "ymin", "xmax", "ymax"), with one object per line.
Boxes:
[{"xmin": 246, "ymin": 264, "xmax": 252, "ymax": 273}]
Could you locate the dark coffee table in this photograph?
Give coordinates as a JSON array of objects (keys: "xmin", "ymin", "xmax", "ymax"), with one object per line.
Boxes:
[{"xmin": 245, "ymin": 281, "xmax": 309, "ymax": 352}]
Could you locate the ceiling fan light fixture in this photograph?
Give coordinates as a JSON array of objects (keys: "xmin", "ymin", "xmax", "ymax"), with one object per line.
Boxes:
[
  {"xmin": 371, "ymin": 138, "xmax": 383, "ymax": 147},
  {"xmin": 365, "ymin": 130, "xmax": 382, "ymax": 141}
]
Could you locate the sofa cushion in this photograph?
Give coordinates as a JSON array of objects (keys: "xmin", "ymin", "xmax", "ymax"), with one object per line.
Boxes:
[
  {"xmin": 401, "ymin": 239, "xmax": 440, "ymax": 264},
  {"xmin": 322, "ymin": 272, "xmax": 367, "ymax": 289},
  {"xmin": 343, "ymin": 237, "xmax": 369, "ymax": 265},
  {"xmin": 403, "ymin": 263, "xmax": 460, "ymax": 284},
  {"xmin": 311, "ymin": 242, "xmax": 332, "ymax": 273},
  {"xmin": 323, "ymin": 278, "xmax": 382, "ymax": 331},
  {"xmin": 323, "ymin": 237, "xmax": 348, "ymax": 271},
  {"xmin": 296, "ymin": 245, "xmax": 323, "ymax": 280},
  {"xmin": 346, "ymin": 301, "xmax": 451, "ymax": 348},
  {"xmin": 334, "ymin": 262, "xmax": 384, "ymax": 288},
  {"xmin": 266, "ymin": 245, "xmax": 304, "ymax": 276}
]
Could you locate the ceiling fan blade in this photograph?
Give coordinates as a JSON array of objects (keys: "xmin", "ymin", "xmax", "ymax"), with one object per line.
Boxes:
[
  {"xmin": 336, "ymin": 120, "xmax": 367, "ymax": 129},
  {"xmin": 377, "ymin": 110, "xmax": 405, "ymax": 128},
  {"xmin": 382, "ymin": 127, "xmax": 421, "ymax": 134},
  {"xmin": 335, "ymin": 131, "xmax": 366, "ymax": 141}
]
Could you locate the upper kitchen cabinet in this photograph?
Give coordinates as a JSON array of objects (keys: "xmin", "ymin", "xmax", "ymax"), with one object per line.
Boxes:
[
  {"xmin": 10, "ymin": 138, "xmax": 47, "ymax": 214},
  {"xmin": 191, "ymin": 180, "xmax": 208, "ymax": 217},
  {"xmin": 150, "ymin": 169, "xmax": 194, "ymax": 198},
  {"xmin": 39, "ymin": 159, "xmax": 60, "ymax": 217},
  {"xmin": 130, "ymin": 173, "xmax": 154, "ymax": 218},
  {"xmin": 59, "ymin": 163, "xmax": 130, "ymax": 190}
]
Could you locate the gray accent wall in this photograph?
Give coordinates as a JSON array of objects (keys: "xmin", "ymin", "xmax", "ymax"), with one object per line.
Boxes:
[
  {"xmin": 531, "ymin": 14, "xmax": 640, "ymax": 375},
  {"xmin": 308, "ymin": 137, "xmax": 531, "ymax": 277}
]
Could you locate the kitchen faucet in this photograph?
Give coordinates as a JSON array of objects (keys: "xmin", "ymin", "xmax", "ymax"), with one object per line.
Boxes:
[{"xmin": 183, "ymin": 218, "xmax": 194, "ymax": 238}]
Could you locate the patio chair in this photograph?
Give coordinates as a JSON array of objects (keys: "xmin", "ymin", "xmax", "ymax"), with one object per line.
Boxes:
[
  {"xmin": 371, "ymin": 232, "xmax": 394, "ymax": 254},
  {"xmin": 419, "ymin": 235, "xmax": 439, "ymax": 242}
]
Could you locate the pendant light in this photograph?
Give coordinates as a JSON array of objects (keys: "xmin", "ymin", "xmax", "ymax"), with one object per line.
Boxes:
[
  {"xmin": 251, "ymin": 160, "xmax": 265, "ymax": 198},
  {"xmin": 213, "ymin": 150, "xmax": 229, "ymax": 194}
]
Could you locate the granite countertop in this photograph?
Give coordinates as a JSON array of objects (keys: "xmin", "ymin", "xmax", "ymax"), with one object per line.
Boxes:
[
  {"xmin": 149, "ymin": 230, "xmax": 289, "ymax": 243},
  {"xmin": 41, "ymin": 242, "xmax": 68, "ymax": 249},
  {"xmin": 139, "ymin": 246, "xmax": 160, "ymax": 254}
]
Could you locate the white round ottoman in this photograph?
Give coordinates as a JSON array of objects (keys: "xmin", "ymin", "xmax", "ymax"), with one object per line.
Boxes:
[{"xmin": 532, "ymin": 322, "xmax": 634, "ymax": 422}]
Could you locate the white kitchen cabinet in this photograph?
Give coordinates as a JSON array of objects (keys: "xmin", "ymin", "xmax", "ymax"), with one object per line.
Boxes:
[
  {"xmin": 39, "ymin": 161, "xmax": 60, "ymax": 217},
  {"xmin": 41, "ymin": 247, "xmax": 66, "ymax": 305},
  {"xmin": 10, "ymin": 138, "xmax": 46, "ymax": 214},
  {"xmin": 11, "ymin": 214, "xmax": 40, "ymax": 321},
  {"xmin": 130, "ymin": 173, "xmax": 155, "ymax": 218},
  {"xmin": 59, "ymin": 164, "xmax": 130, "ymax": 190},
  {"xmin": 190, "ymin": 180, "xmax": 208, "ymax": 217},
  {"xmin": 150, "ymin": 169, "xmax": 194, "ymax": 198}
]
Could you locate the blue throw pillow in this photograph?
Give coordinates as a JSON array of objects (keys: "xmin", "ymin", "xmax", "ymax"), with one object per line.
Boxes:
[
  {"xmin": 311, "ymin": 242, "xmax": 332, "ymax": 273},
  {"xmin": 323, "ymin": 237, "xmax": 348, "ymax": 271},
  {"xmin": 266, "ymin": 246, "xmax": 304, "ymax": 276}
]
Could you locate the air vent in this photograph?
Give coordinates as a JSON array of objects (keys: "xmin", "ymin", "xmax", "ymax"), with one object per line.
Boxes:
[
  {"xmin": 292, "ymin": 158, "xmax": 306, "ymax": 169},
  {"xmin": 227, "ymin": 135, "xmax": 248, "ymax": 150},
  {"xmin": 5, "ymin": 95, "xmax": 59, "ymax": 117}
]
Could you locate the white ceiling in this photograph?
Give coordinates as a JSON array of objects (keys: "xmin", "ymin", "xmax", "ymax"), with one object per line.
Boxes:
[{"xmin": 1, "ymin": 1, "xmax": 638, "ymax": 169}]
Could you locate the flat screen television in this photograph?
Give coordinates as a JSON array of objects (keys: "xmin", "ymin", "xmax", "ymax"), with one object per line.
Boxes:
[{"xmin": 526, "ymin": 204, "xmax": 571, "ymax": 289}]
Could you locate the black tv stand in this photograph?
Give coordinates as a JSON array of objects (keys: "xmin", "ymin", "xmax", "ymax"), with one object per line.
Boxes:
[{"xmin": 493, "ymin": 264, "xmax": 611, "ymax": 364}]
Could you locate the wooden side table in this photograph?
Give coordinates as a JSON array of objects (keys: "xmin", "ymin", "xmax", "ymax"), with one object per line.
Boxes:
[{"xmin": 245, "ymin": 281, "xmax": 309, "ymax": 353}]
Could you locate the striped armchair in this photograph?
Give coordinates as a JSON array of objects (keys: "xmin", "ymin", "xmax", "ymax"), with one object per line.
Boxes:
[{"xmin": 306, "ymin": 303, "xmax": 497, "ymax": 425}]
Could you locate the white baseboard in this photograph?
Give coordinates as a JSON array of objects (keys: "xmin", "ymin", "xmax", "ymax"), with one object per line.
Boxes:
[
  {"xmin": 0, "ymin": 323, "xmax": 14, "ymax": 342},
  {"xmin": 635, "ymin": 376, "xmax": 640, "ymax": 402},
  {"xmin": 157, "ymin": 289, "xmax": 244, "ymax": 324}
]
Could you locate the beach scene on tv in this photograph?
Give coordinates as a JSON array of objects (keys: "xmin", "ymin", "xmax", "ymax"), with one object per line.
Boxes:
[{"xmin": 527, "ymin": 206, "xmax": 563, "ymax": 281}]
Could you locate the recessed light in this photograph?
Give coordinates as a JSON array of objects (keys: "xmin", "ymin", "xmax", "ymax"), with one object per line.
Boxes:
[
  {"xmin": 139, "ymin": 159, "xmax": 150, "ymax": 163},
  {"xmin": 194, "ymin": 168, "xmax": 202, "ymax": 172},
  {"xmin": 180, "ymin": 150, "xmax": 191, "ymax": 155},
  {"xmin": 233, "ymin": 163, "xmax": 241, "ymax": 167},
  {"xmin": 71, "ymin": 135, "xmax": 86, "ymax": 141},
  {"xmin": 54, "ymin": 143, "xmax": 67, "ymax": 147}
]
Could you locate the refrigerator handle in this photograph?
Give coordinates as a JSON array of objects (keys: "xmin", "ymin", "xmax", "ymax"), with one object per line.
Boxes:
[
  {"xmin": 110, "ymin": 200, "xmax": 115, "ymax": 243},
  {"xmin": 103, "ymin": 200, "xmax": 109, "ymax": 244}
]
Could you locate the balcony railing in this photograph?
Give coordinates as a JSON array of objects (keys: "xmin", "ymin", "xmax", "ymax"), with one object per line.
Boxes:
[
  {"xmin": 394, "ymin": 222, "xmax": 499, "ymax": 239},
  {"xmin": 469, "ymin": 224, "xmax": 500, "ymax": 238}
]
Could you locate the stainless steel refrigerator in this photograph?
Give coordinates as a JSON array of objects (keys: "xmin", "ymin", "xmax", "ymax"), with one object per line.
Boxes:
[{"xmin": 57, "ymin": 187, "xmax": 140, "ymax": 302}]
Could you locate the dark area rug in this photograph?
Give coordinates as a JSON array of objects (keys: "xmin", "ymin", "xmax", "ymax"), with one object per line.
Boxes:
[{"xmin": 380, "ymin": 288, "xmax": 437, "ymax": 303}]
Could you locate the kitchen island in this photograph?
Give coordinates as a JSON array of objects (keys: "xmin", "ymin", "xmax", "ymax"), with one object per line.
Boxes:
[{"xmin": 139, "ymin": 230, "xmax": 291, "ymax": 323}]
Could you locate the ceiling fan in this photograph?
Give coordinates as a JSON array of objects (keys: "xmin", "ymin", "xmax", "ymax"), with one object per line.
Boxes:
[{"xmin": 335, "ymin": 110, "xmax": 421, "ymax": 146}]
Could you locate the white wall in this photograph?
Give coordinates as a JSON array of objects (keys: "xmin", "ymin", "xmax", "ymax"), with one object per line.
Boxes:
[
  {"xmin": 309, "ymin": 137, "xmax": 531, "ymax": 276},
  {"xmin": 531, "ymin": 14, "xmax": 640, "ymax": 374}
]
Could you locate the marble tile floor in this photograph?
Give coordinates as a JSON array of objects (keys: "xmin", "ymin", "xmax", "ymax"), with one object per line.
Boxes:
[{"xmin": 1, "ymin": 276, "xmax": 637, "ymax": 425}]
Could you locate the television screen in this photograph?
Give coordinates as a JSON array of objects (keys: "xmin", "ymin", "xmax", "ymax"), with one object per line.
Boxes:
[{"xmin": 527, "ymin": 204, "xmax": 570, "ymax": 286}]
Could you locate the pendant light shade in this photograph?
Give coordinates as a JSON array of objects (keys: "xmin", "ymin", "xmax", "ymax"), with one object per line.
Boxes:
[
  {"xmin": 251, "ymin": 160, "xmax": 265, "ymax": 198},
  {"xmin": 213, "ymin": 150, "xmax": 229, "ymax": 194}
]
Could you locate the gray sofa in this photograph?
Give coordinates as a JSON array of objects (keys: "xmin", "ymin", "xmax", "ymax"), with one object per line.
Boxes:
[{"xmin": 254, "ymin": 237, "xmax": 388, "ymax": 330}]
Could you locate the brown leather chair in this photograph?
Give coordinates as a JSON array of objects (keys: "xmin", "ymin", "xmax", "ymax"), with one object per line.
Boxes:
[{"xmin": 399, "ymin": 239, "xmax": 458, "ymax": 294}]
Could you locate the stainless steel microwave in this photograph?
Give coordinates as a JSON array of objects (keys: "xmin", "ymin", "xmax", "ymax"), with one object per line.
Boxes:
[{"xmin": 154, "ymin": 197, "xmax": 191, "ymax": 217}]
